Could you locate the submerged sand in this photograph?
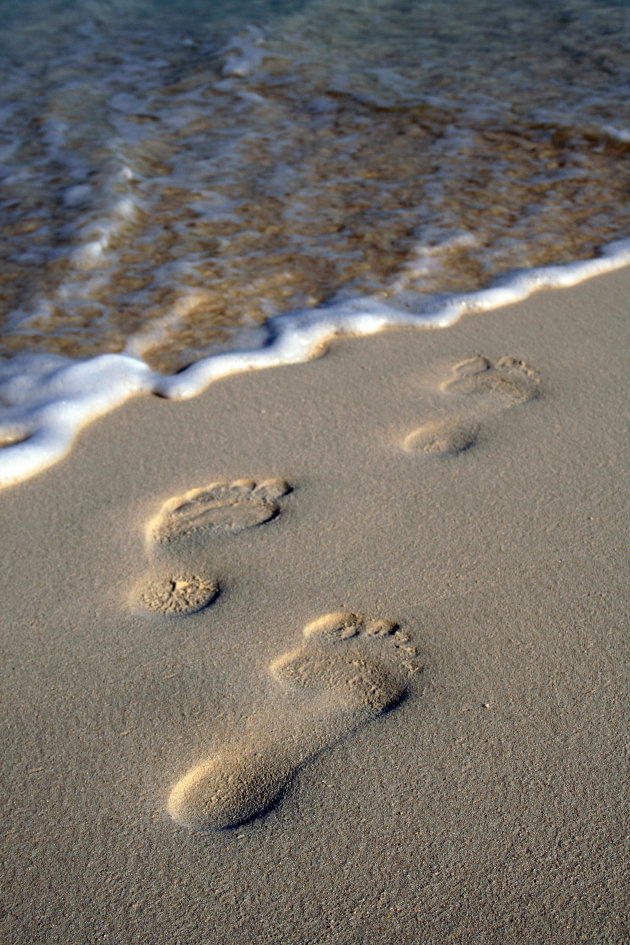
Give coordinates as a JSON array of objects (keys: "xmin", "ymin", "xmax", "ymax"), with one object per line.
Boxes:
[{"xmin": 1, "ymin": 268, "xmax": 629, "ymax": 944}]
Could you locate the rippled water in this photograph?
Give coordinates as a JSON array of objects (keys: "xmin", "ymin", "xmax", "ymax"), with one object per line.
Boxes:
[{"xmin": 1, "ymin": 0, "xmax": 630, "ymax": 374}]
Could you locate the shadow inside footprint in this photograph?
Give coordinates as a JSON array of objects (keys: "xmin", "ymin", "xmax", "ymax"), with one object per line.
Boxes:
[
  {"xmin": 149, "ymin": 478, "xmax": 291, "ymax": 545},
  {"xmin": 167, "ymin": 611, "xmax": 422, "ymax": 831}
]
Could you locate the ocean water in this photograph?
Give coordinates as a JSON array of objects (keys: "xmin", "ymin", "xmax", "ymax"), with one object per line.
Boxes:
[{"xmin": 1, "ymin": 0, "xmax": 630, "ymax": 484}]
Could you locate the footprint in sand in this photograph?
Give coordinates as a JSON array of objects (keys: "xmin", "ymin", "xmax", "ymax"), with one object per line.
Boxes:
[
  {"xmin": 148, "ymin": 478, "xmax": 291, "ymax": 545},
  {"xmin": 403, "ymin": 354, "xmax": 540, "ymax": 456},
  {"xmin": 136, "ymin": 573, "xmax": 220, "ymax": 616},
  {"xmin": 133, "ymin": 478, "xmax": 291, "ymax": 615},
  {"xmin": 167, "ymin": 611, "xmax": 422, "ymax": 831},
  {"xmin": 403, "ymin": 417, "xmax": 480, "ymax": 456},
  {"xmin": 441, "ymin": 354, "xmax": 540, "ymax": 403}
]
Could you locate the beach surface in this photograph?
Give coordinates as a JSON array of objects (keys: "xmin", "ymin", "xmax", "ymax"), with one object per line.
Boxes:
[{"xmin": 1, "ymin": 267, "xmax": 629, "ymax": 944}]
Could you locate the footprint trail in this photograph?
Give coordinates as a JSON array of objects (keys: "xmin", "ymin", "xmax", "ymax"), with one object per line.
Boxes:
[{"xmin": 167, "ymin": 611, "xmax": 422, "ymax": 831}]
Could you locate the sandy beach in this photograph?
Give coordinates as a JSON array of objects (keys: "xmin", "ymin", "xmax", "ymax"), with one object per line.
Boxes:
[{"xmin": 1, "ymin": 267, "xmax": 628, "ymax": 944}]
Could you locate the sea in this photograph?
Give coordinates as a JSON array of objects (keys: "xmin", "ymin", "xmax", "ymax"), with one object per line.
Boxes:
[{"xmin": 1, "ymin": 0, "xmax": 629, "ymax": 485}]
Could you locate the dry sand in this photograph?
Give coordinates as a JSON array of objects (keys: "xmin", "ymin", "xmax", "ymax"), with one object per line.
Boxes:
[{"xmin": 1, "ymin": 267, "xmax": 629, "ymax": 944}]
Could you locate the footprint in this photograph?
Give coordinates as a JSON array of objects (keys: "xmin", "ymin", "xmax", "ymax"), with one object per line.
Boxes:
[
  {"xmin": 402, "ymin": 417, "xmax": 479, "ymax": 456},
  {"xmin": 167, "ymin": 611, "xmax": 422, "ymax": 831},
  {"xmin": 441, "ymin": 354, "xmax": 540, "ymax": 404},
  {"xmin": 136, "ymin": 573, "xmax": 219, "ymax": 616},
  {"xmin": 148, "ymin": 478, "xmax": 291, "ymax": 545},
  {"xmin": 403, "ymin": 354, "xmax": 540, "ymax": 456},
  {"xmin": 132, "ymin": 478, "xmax": 289, "ymax": 618}
]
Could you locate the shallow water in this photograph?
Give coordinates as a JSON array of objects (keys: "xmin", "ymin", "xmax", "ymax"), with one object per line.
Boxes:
[
  {"xmin": 2, "ymin": 0, "xmax": 630, "ymax": 369},
  {"xmin": 1, "ymin": 0, "xmax": 630, "ymax": 484}
]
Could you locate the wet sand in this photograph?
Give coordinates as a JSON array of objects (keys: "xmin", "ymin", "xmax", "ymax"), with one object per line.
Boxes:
[{"xmin": 1, "ymin": 267, "xmax": 628, "ymax": 944}]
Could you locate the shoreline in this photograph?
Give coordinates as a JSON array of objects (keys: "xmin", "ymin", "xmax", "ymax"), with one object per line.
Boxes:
[
  {"xmin": 1, "ymin": 239, "xmax": 630, "ymax": 490},
  {"xmin": 1, "ymin": 266, "xmax": 629, "ymax": 944}
]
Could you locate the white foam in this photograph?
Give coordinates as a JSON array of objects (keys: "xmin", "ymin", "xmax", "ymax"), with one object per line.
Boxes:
[
  {"xmin": 220, "ymin": 27, "xmax": 266, "ymax": 78},
  {"xmin": 1, "ymin": 239, "xmax": 630, "ymax": 489},
  {"xmin": 602, "ymin": 124, "xmax": 630, "ymax": 144},
  {"xmin": 70, "ymin": 195, "xmax": 139, "ymax": 270}
]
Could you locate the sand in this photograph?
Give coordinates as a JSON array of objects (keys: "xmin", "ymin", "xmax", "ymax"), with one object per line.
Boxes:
[{"xmin": 1, "ymin": 267, "xmax": 629, "ymax": 944}]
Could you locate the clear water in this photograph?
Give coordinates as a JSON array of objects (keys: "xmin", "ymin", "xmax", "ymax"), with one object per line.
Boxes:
[{"xmin": 1, "ymin": 0, "xmax": 629, "ymax": 369}]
